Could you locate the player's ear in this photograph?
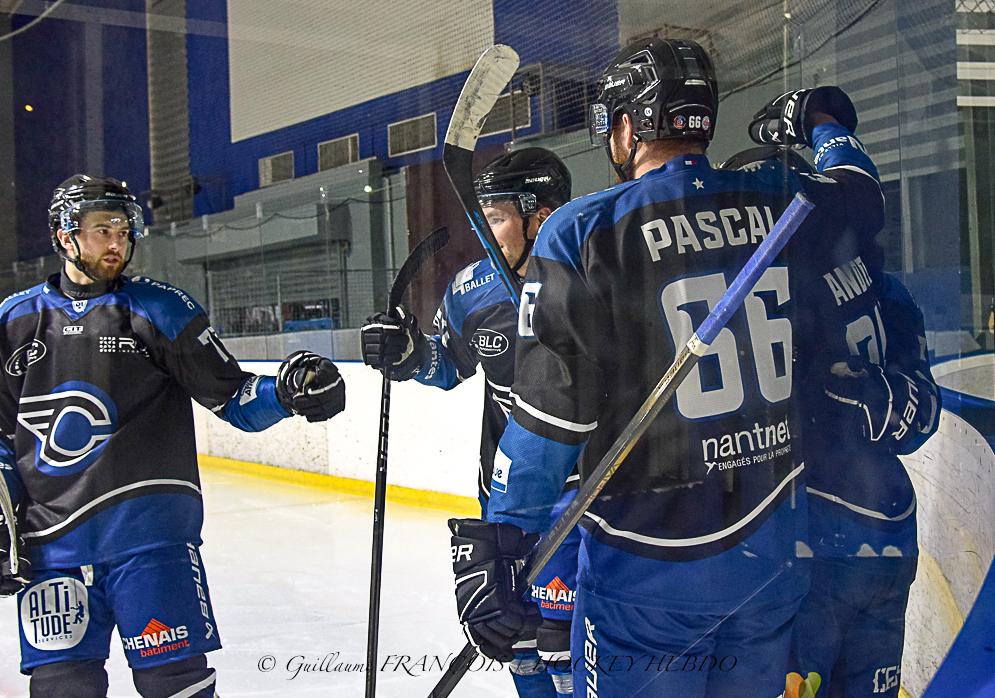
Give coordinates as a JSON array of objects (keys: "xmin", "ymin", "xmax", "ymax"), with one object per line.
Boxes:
[{"xmin": 56, "ymin": 229, "xmax": 72, "ymax": 252}]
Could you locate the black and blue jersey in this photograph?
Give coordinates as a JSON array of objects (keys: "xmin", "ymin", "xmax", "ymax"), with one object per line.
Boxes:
[
  {"xmin": 415, "ymin": 256, "xmax": 525, "ymax": 504},
  {"xmin": 0, "ymin": 272, "xmax": 290, "ymax": 570},
  {"xmin": 801, "ymin": 270, "xmax": 940, "ymax": 557},
  {"xmin": 487, "ymin": 123, "xmax": 885, "ymax": 579}
]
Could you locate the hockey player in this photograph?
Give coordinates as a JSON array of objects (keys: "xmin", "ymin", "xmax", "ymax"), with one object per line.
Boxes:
[
  {"xmin": 361, "ymin": 148, "xmax": 578, "ymax": 697},
  {"xmin": 0, "ymin": 175, "xmax": 347, "ymax": 697},
  {"xmin": 447, "ymin": 38, "xmax": 886, "ymax": 697},
  {"xmin": 790, "ymin": 268, "xmax": 940, "ymax": 698},
  {"xmin": 721, "ymin": 148, "xmax": 941, "ymax": 697}
]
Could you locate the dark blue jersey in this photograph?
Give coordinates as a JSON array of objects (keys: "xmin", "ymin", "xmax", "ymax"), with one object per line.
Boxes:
[
  {"xmin": 0, "ymin": 273, "xmax": 290, "ymax": 569},
  {"xmin": 416, "ymin": 256, "xmax": 580, "ymax": 505},
  {"xmin": 488, "ymin": 123, "xmax": 885, "ymax": 572},
  {"xmin": 801, "ymin": 271, "xmax": 940, "ymax": 557}
]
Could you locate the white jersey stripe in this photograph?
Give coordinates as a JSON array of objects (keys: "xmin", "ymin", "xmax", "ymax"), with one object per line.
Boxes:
[
  {"xmin": 23, "ymin": 479, "xmax": 202, "ymax": 539},
  {"xmin": 806, "ymin": 487, "xmax": 916, "ymax": 522},
  {"xmin": 583, "ymin": 464, "xmax": 804, "ymax": 547},
  {"xmin": 510, "ymin": 392, "xmax": 598, "ymax": 433}
]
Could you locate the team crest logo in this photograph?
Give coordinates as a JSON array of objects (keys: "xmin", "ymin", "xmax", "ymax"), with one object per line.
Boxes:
[
  {"xmin": 21, "ymin": 577, "xmax": 90, "ymax": 650},
  {"xmin": 5, "ymin": 340, "xmax": 46, "ymax": 376},
  {"xmin": 72, "ymin": 300, "xmax": 87, "ymax": 313},
  {"xmin": 470, "ymin": 329, "xmax": 509, "ymax": 357},
  {"xmin": 672, "ymin": 115, "xmax": 686, "ymax": 130},
  {"xmin": 17, "ymin": 381, "xmax": 118, "ymax": 476}
]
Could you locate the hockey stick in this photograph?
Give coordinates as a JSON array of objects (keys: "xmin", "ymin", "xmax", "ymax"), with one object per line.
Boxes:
[
  {"xmin": 365, "ymin": 226, "xmax": 450, "ymax": 698},
  {"xmin": 443, "ymin": 44, "xmax": 522, "ymax": 305},
  {"xmin": 428, "ymin": 193, "xmax": 815, "ymax": 697},
  {"xmin": 0, "ymin": 474, "xmax": 19, "ymax": 577}
]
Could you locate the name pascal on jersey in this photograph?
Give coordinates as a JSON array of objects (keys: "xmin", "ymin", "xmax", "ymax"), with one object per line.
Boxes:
[
  {"xmin": 641, "ymin": 205, "xmax": 776, "ymax": 261},
  {"xmin": 823, "ymin": 255, "xmax": 872, "ymax": 307}
]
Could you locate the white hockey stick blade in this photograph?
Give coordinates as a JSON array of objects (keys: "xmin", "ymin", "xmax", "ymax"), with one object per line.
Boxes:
[{"xmin": 445, "ymin": 45, "xmax": 520, "ymax": 151}]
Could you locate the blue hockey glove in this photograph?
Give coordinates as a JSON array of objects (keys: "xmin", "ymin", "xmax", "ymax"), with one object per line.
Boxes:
[
  {"xmin": 749, "ymin": 86, "xmax": 858, "ymax": 147},
  {"xmin": 276, "ymin": 350, "xmax": 346, "ymax": 422},
  {"xmin": 361, "ymin": 307, "xmax": 429, "ymax": 381},
  {"xmin": 823, "ymin": 356, "xmax": 922, "ymax": 452},
  {"xmin": 450, "ymin": 518, "xmax": 541, "ymax": 662}
]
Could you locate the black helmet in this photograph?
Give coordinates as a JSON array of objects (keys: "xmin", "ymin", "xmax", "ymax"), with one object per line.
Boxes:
[
  {"xmin": 474, "ymin": 147, "xmax": 571, "ymax": 216},
  {"xmin": 473, "ymin": 148, "xmax": 570, "ymax": 273},
  {"xmin": 590, "ymin": 38, "xmax": 718, "ymax": 180},
  {"xmin": 48, "ymin": 174, "xmax": 146, "ymax": 279},
  {"xmin": 719, "ymin": 145, "xmax": 814, "ymax": 174}
]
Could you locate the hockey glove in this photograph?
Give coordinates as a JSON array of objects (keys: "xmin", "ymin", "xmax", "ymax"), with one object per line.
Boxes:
[
  {"xmin": 449, "ymin": 518, "xmax": 541, "ymax": 662},
  {"xmin": 749, "ymin": 86, "xmax": 858, "ymax": 148},
  {"xmin": 823, "ymin": 356, "xmax": 921, "ymax": 452},
  {"xmin": 0, "ymin": 516, "xmax": 30, "ymax": 597},
  {"xmin": 361, "ymin": 307, "xmax": 429, "ymax": 381},
  {"xmin": 276, "ymin": 350, "xmax": 346, "ymax": 422}
]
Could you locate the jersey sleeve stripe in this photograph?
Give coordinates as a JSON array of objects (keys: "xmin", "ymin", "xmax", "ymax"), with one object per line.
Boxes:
[{"xmin": 510, "ymin": 392, "xmax": 598, "ymax": 433}]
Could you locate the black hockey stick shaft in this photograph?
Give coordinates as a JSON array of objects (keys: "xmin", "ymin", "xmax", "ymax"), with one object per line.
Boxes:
[
  {"xmin": 428, "ymin": 193, "xmax": 815, "ymax": 697},
  {"xmin": 365, "ymin": 226, "xmax": 449, "ymax": 698}
]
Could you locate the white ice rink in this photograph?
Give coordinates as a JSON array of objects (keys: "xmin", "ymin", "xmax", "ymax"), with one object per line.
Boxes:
[{"xmin": 0, "ymin": 466, "xmax": 515, "ymax": 697}]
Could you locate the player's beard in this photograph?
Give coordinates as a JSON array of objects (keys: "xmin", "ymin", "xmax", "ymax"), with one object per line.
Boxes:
[{"xmin": 80, "ymin": 249, "xmax": 127, "ymax": 281}]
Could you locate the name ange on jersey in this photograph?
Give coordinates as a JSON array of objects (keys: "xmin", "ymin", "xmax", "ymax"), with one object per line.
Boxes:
[
  {"xmin": 641, "ymin": 205, "xmax": 776, "ymax": 261},
  {"xmin": 823, "ymin": 255, "xmax": 872, "ymax": 306}
]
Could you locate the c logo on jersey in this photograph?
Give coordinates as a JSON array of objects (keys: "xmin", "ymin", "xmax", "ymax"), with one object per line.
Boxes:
[
  {"xmin": 470, "ymin": 329, "xmax": 509, "ymax": 358},
  {"xmin": 5, "ymin": 340, "xmax": 47, "ymax": 377},
  {"xmin": 17, "ymin": 382, "xmax": 118, "ymax": 476}
]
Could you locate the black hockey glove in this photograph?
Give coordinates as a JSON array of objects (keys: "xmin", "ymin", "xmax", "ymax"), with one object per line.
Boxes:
[
  {"xmin": 749, "ymin": 86, "xmax": 858, "ymax": 148},
  {"xmin": 361, "ymin": 307, "xmax": 429, "ymax": 381},
  {"xmin": 276, "ymin": 350, "xmax": 346, "ymax": 422},
  {"xmin": 449, "ymin": 518, "xmax": 541, "ymax": 662},
  {"xmin": 0, "ymin": 517, "xmax": 30, "ymax": 597},
  {"xmin": 823, "ymin": 356, "xmax": 921, "ymax": 452}
]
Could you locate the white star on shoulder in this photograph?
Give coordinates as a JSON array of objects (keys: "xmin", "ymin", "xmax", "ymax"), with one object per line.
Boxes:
[{"xmin": 693, "ymin": 178, "xmax": 705, "ymax": 190}]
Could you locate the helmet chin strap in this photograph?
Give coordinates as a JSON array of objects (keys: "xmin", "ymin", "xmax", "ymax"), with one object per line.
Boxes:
[
  {"xmin": 606, "ymin": 133, "xmax": 641, "ymax": 183},
  {"xmin": 58, "ymin": 232, "xmax": 135, "ymax": 283},
  {"xmin": 509, "ymin": 216, "xmax": 534, "ymax": 274}
]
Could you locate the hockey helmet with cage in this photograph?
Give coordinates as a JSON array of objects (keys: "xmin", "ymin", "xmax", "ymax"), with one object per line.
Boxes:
[
  {"xmin": 48, "ymin": 174, "xmax": 146, "ymax": 278},
  {"xmin": 589, "ymin": 38, "xmax": 718, "ymax": 180},
  {"xmin": 474, "ymin": 147, "xmax": 571, "ymax": 216}
]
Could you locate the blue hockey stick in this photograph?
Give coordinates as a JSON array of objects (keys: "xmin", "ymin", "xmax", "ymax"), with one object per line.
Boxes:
[{"xmin": 428, "ymin": 192, "xmax": 815, "ymax": 697}]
